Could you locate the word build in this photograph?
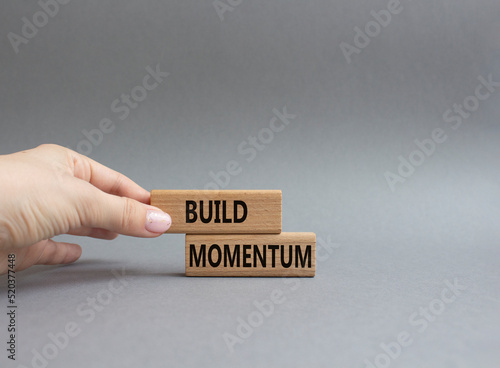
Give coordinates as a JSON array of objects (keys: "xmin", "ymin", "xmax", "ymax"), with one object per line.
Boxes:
[
  {"xmin": 151, "ymin": 190, "xmax": 281, "ymax": 234},
  {"xmin": 185, "ymin": 233, "xmax": 316, "ymax": 277},
  {"xmin": 186, "ymin": 200, "xmax": 247, "ymax": 224}
]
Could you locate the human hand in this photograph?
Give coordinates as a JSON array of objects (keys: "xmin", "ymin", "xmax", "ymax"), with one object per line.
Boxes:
[{"xmin": 0, "ymin": 144, "xmax": 171, "ymax": 274}]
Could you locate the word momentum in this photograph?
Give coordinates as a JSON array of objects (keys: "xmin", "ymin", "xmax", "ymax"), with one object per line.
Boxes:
[
  {"xmin": 185, "ymin": 233, "xmax": 316, "ymax": 277},
  {"xmin": 151, "ymin": 190, "xmax": 281, "ymax": 234}
]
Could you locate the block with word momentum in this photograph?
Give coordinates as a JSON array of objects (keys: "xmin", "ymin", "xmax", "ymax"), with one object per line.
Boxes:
[
  {"xmin": 185, "ymin": 233, "xmax": 315, "ymax": 277},
  {"xmin": 151, "ymin": 190, "xmax": 281, "ymax": 234}
]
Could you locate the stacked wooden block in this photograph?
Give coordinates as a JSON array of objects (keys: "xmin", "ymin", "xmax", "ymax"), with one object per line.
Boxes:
[{"xmin": 151, "ymin": 190, "xmax": 315, "ymax": 277}]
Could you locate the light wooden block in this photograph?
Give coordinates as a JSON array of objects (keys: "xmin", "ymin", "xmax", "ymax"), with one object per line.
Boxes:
[
  {"xmin": 185, "ymin": 233, "xmax": 316, "ymax": 277},
  {"xmin": 151, "ymin": 190, "xmax": 281, "ymax": 234}
]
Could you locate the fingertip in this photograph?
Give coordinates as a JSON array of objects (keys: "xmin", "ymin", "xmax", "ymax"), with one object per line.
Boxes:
[
  {"xmin": 67, "ymin": 227, "xmax": 119, "ymax": 240},
  {"xmin": 145, "ymin": 210, "xmax": 172, "ymax": 234},
  {"xmin": 92, "ymin": 228, "xmax": 119, "ymax": 240},
  {"xmin": 138, "ymin": 189, "xmax": 151, "ymax": 205},
  {"xmin": 62, "ymin": 243, "xmax": 82, "ymax": 264},
  {"xmin": 107, "ymin": 232, "xmax": 119, "ymax": 240}
]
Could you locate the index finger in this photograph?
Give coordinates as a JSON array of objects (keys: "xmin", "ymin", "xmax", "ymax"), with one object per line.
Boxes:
[{"xmin": 70, "ymin": 152, "xmax": 150, "ymax": 204}]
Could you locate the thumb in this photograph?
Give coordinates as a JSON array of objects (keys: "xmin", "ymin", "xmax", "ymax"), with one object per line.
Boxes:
[{"xmin": 79, "ymin": 187, "xmax": 172, "ymax": 237}]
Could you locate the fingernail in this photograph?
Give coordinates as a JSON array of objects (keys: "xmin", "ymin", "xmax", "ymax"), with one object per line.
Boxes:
[{"xmin": 145, "ymin": 210, "xmax": 172, "ymax": 233}]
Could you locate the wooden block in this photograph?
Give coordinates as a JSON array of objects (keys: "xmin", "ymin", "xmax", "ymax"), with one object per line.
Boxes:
[
  {"xmin": 185, "ymin": 233, "xmax": 316, "ymax": 277},
  {"xmin": 151, "ymin": 190, "xmax": 281, "ymax": 234}
]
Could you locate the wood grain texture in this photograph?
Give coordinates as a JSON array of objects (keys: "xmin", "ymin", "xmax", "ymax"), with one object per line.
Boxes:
[
  {"xmin": 151, "ymin": 190, "xmax": 281, "ymax": 234},
  {"xmin": 185, "ymin": 233, "xmax": 315, "ymax": 277}
]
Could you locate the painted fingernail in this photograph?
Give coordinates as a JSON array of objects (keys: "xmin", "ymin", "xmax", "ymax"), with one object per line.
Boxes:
[{"xmin": 145, "ymin": 210, "xmax": 172, "ymax": 233}]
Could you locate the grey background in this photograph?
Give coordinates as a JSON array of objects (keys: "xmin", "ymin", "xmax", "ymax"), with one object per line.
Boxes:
[{"xmin": 1, "ymin": 0, "xmax": 499, "ymax": 367}]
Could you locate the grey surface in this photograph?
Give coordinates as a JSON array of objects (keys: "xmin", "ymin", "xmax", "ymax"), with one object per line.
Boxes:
[{"xmin": 1, "ymin": 0, "xmax": 500, "ymax": 367}]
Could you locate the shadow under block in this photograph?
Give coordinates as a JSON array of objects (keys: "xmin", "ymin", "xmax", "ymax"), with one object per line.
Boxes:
[
  {"xmin": 151, "ymin": 190, "xmax": 282, "ymax": 234},
  {"xmin": 185, "ymin": 233, "xmax": 316, "ymax": 277}
]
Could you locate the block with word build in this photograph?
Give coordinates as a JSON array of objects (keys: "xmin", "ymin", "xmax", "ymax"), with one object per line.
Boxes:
[
  {"xmin": 186, "ymin": 233, "xmax": 316, "ymax": 277},
  {"xmin": 151, "ymin": 190, "xmax": 281, "ymax": 234}
]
